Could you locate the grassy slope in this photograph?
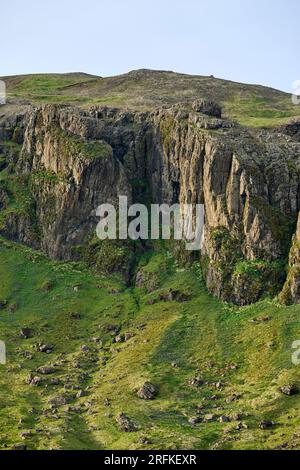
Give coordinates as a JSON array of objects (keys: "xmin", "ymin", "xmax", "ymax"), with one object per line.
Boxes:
[
  {"xmin": 0, "ymin": 239, "xmax": 299, "ymax": 450},
  {"xmin": 2, "ymin": 70, "xmax": 300, "ymax": 128}
]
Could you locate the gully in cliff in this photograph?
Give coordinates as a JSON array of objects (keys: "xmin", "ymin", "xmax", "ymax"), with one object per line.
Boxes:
[{"xmin": 96, "ymin": 196, "xmax": 205, "ymax": 251}]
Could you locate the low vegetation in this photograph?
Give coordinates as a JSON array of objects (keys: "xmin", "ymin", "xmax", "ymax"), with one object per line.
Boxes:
[{"xmin": 0, "ymin": 239, "xmax": 299, "ymax": 450}]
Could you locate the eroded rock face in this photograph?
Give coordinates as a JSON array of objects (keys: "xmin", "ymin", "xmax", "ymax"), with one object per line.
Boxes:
[
  {"xmin": 0, "ymin": 103, "xmax": 300, "ymax": 305},
  {"xmin": 280, "ymin": 214, "xmax": 300, "ymax": 304}
]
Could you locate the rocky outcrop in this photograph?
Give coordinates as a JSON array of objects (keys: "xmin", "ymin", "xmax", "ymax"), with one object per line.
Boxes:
[
  {"xmin": 0, "ymin": 102, "xmax": 300, "ymax": 304},
  {"xmin": 280, "ymin": 214, "xmax": 300, "ymax": 304}
]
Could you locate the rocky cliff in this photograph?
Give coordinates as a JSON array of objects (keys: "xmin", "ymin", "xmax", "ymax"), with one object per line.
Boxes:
[{"xmin": 0, "ymin": 101, "xmax": 300, "ymax": 305}]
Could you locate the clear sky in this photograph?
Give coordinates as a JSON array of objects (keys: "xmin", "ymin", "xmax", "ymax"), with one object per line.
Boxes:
[{"xmin": 2, "ymin": 0, "xmax": 300, "ymax": 92}]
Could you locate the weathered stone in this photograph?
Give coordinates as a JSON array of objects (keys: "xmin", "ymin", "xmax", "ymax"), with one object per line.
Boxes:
[
  {"xmin": 48, "ymin": 395, "xmax": 67, "ymax": 407},
  {"xmin": 260, "ymin": 420, "xmax": 274, "ymax": 430},
  {"xmin": 280, "ymin": 384, "xmax": 299, "ymax": 396},
  {"xmin": 116, "ymin": 413, "xmax": 136, "ymax": 432},
  {"xmin": 203, "ymin": 413, "xmax": 217, "ymax": 423},
  {"xmin": 20, "ymin": 328, "xmax": 33, "ymax": 339},
  {"xmin": 36, "ymin": 366, "xmax": 55, "ymax": 375},
  {"xmin": 137, "ymin": 382, "xmax": 158, "ymax": 400},
  {"xmin": 192, "ymin": 99, "xmax": 222, "ymax": 118}
]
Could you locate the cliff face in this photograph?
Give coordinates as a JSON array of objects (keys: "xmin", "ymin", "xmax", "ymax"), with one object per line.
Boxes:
[
  {"xmin": 0, "ymin": 103, "xmax": 300, "ymax": 304},
  {"xmin": 280, "ymin": 213, "xmax": 300, "ymax": 304}
]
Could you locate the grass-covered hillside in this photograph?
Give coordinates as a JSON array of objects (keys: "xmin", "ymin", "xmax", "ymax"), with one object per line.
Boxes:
[
  {"xmin": 0, "ymin": 237, "xmax": 299, "ymax": 450},
  {"xmin": 2, "ymin": 70, "xmax": 300, "ymax": 128}
]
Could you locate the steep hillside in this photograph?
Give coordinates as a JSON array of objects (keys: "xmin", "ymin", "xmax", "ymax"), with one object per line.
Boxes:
[{"xmin": 0, "ymin": 239, "xmax": 299, "ymax": 450}]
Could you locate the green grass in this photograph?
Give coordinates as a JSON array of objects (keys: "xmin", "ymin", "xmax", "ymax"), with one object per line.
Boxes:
[
  {"xmin": 223, "ymin": 95, "xmax": 300, "ymax": 128},
  {"xmin": 0, "ymin": 238, "xmax": 299, "ymax": 450},
  {"xmin": 4, "ymin": 71, "xmax": 300, "ymax": 128}
]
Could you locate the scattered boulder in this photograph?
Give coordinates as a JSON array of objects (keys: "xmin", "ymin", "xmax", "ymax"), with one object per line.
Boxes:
[
  {"xmin": 36, "ymin": 343, "xmax": 53, "ymax": 353},
  {"xmin": 69, "ymin": 312, "xmax": 81, "ymax": 320},
  {"xmin": 260, "ymin": 420, "xmax": 274, "ymax": 430},
  {"xmin": 137, "ymin": 382, "xmax": 158, "ymax": 400},
  {"xmin": 91, "ymin": 337, "xmax": 102, "ymax": 345},
  {"xmin": 20, "ymin": 328, "xmax": 33, "ymax": 339},
  {"xmin": 188, "ymin": 376, "xmax": 204, "ymax": 388},
  {"xmin": 26, "ymin": 374, "xmax": 44, "ymax": 386},
  {"xmin": 192, "ymin": 99, "xmax": 222, "ymax": 118},
  {"xmin": 116, "ymin": 412, "xmax": 136, "ymax": 432},
  {"xmin": 36, "ymin": 366, "xmax": 55, "ymax": 375},
  {"xmin": 229, "ymin": 413, "xmax": 242, "ymax": 422},
  {"xmin": 48, "ymin": 395, "xmax": 67, "ymax": 407},
  {"xmin": 219, "ymin": 415, "xmax": 230, "ymax": 423},
  {"xmin": 280, "ymin": 384, "xmax": 298, "ymax": 396},
  {"xmin": 188, "ymin": 416, "xmax": 201, "ymax": 425},
  {"xmin": 20, "ymin": 431, "xmax": 32, "ymax": 440},
  {"xmin": 236, "ymin": 422, "xmax": 248, "ymax": 430},
  {"xmin": 114, "ymin": 334, "xmax": 125, "ymax": 344},
  {"xmin": 226, "ymin": 393, "xmax": 241, "ymax": 403},
  {"xmin": 203, "ymin": 413, "xmax": 217, "ymax": 423},
  {"xmin": 124, "ymin": 332, "xmax": 134, "ymax": 342},
  {"xmin": 105, "ymin": 324, "xmax": 120, "ymax": 335}
]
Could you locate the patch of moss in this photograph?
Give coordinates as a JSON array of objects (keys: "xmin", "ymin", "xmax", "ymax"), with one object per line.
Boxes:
[{"xmin": 49, "ymin": 125, "xmax": 113, "ymax": 161}]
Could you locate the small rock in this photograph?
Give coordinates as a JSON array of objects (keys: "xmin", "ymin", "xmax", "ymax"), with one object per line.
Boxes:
[
  {"xmin": 116, "ymin": 413, "xmax": 136, "ymax": 432},
  {"xmin": 203, "ymin": 413, "xmax": 217, "ymax": 423},
  {"xmin": 70, "ymin": 312, "xmax": 81, "ymax": 320},
  {"xmin": 36, "ymin": 366, "xmax": 55, "ymax": 375},
  {"xmin": 26, "ymin": 374, "xmax": 44, "ymax": 386},
  {"xmin": 280, "ymin": 384, "xmax": 298, "ymax": 396},
  {"xmin": 219, "ymin": 415, "xmax": 230, "ymax": 423},
  {"xmin": 36, "ymin": 343, "xmax": 53, "ymax": 353},
  {"xmin": 48, "ymin": 395, "xmax": 67, "ymax": 407},
  {"xmin": 260, "ymin": 420, "xmax": 274, "ymax": 430},
  {"xmin": 20, "ymin": 328, "xmax": 33, "ymax": 339},
  {"xmin": 114, "ymin": 335, "xmax": 124, "ymax": 343},
  {"xmin": 226, "ymin": 393, "xmax": 241, "ymax": 403},
  {"xmin": 124, "ymin": 332, "xmax": 134, "ymax": 342},
  {"xmin": 137, "ymin": 382, "xmax": 158, "ymax": 400},
  {"xmin": 91, "ymin": 337, "xmax": 102, "ymax": 345},
  {"xmin": 229, "ymin": 413, "xmax": 242, "ymax": 422},
  {"xmin": 236, "ymin": 422, "xmax": 248, "ymax": 430},
  {"xmin": 188, "ymin": 376, "xmax": 204, "ymax": 388},
  {"xmin": 138, "ymin": 437, "xmax": 151, "ymax": 444},
  {"xmin": 188, "ymin": 416, "xmax": 201, "ymax": 425},
  {"xmin": 215, "ymin": 381, "xmax": 223, "ymax": 389}
]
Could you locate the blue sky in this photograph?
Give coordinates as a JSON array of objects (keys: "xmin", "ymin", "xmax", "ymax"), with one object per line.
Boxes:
[{"xmin": 2, "ymin": 0, "xmax": 300, "ymax": 92}]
